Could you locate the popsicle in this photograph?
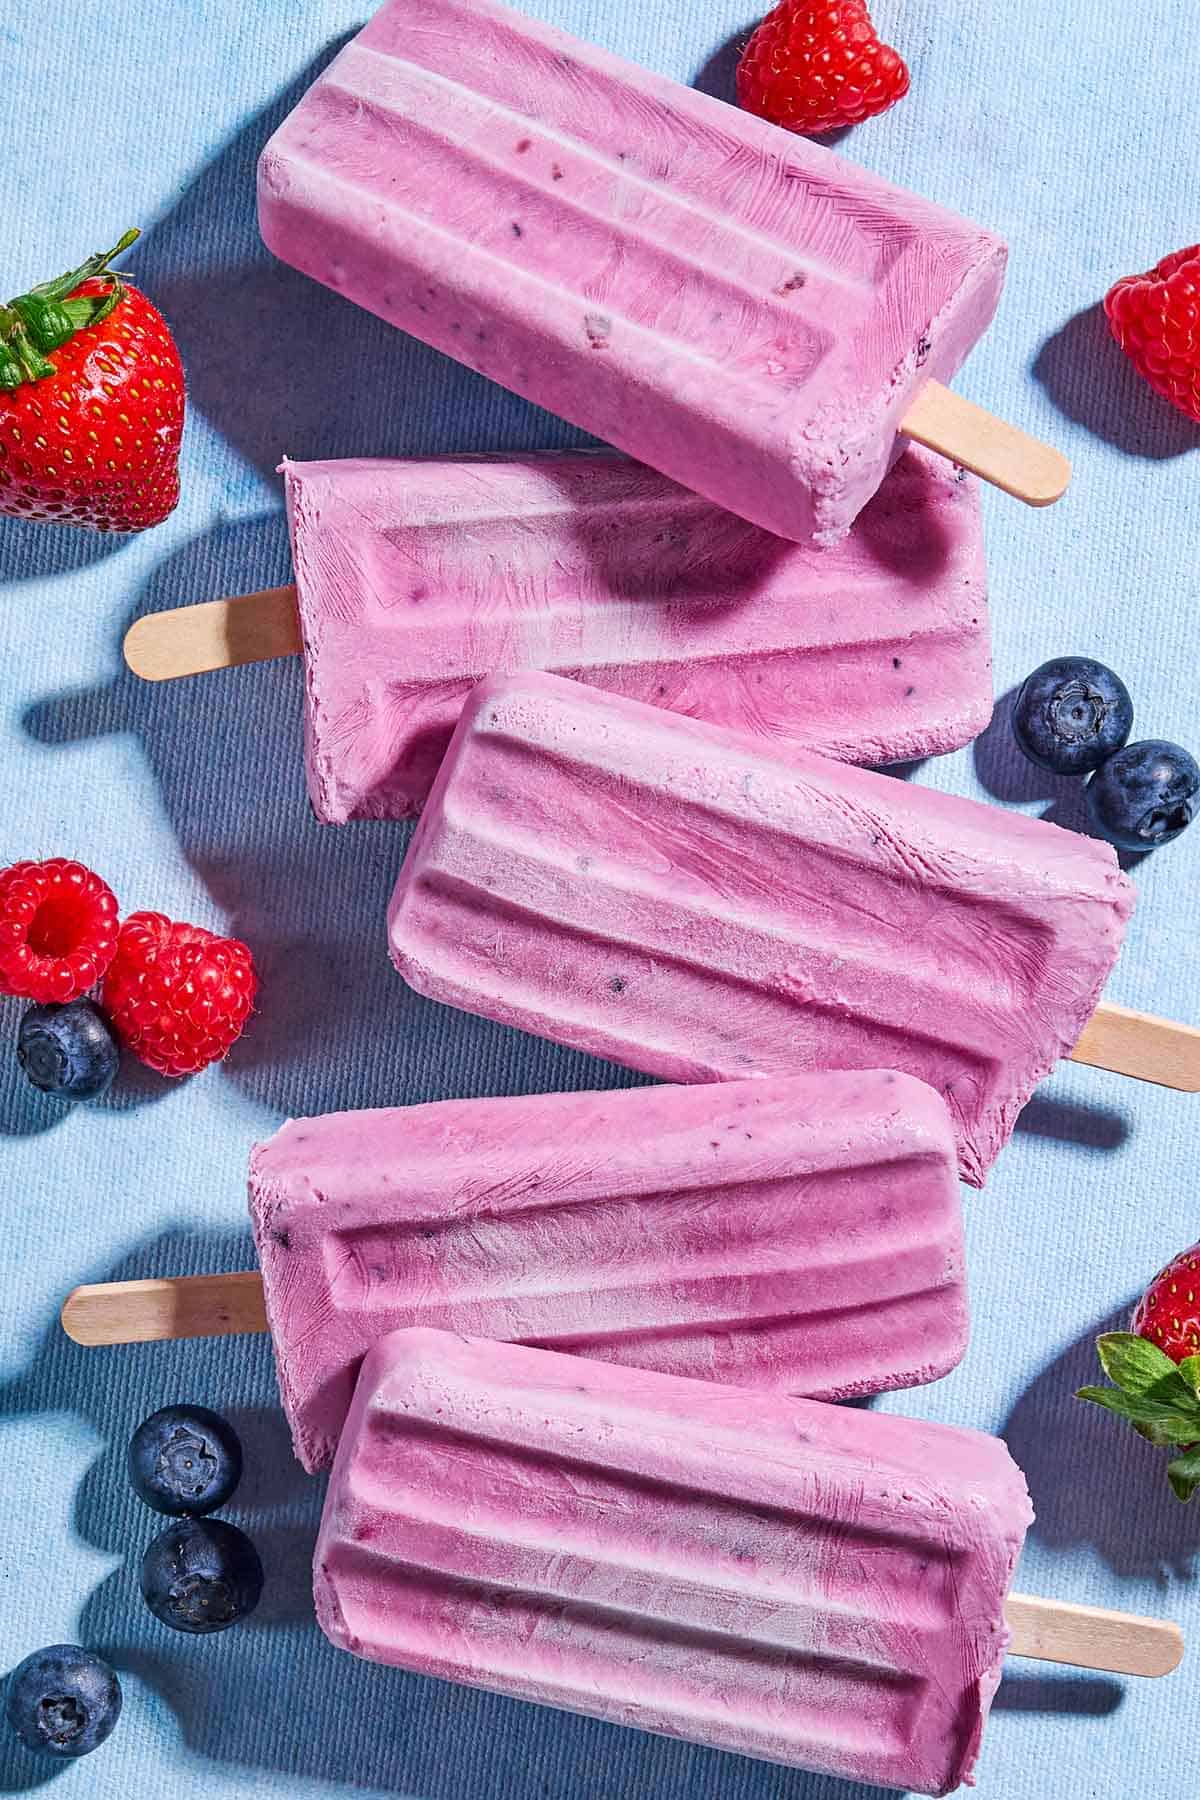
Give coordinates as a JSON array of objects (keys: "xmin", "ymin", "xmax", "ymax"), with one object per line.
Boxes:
[
  {"xmin": 256, "ymin": 0, "xmax": 1069, "ymax": 545},
  {"xmin": 315, "ymin": 1329, "xmax": 1182, "ymax": 1795},
  {"xmin": 388, "ymin": 672, "xmax": 1200, "ymax": 1187},
  {"xmin": 122, "ymin": 447, "xmax": 992, "ymax": 822},
  {"xmin": 61, "ymin": 1070, "xmax": 969, "ymax": 1473}
]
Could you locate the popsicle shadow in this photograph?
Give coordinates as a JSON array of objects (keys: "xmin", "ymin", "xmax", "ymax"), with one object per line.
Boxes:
[
  {"xmin": 991, "ymin": 1674, "xmax": 1121, "ymax": 1716},
  {"xmin": 20, "ymin": 511, "xmax": 657, "ymax": 1125},
  {"xmin": 1005, "ymin": 1303, "xmax": 1200, "ymax": 1583},
  {"xmin": 127, "ymin": 37, "xmax": 596, "ymax": 487},
  {"xmin": 1034, "ymin": 303, "xmax": 1200, "ymax": 461}
]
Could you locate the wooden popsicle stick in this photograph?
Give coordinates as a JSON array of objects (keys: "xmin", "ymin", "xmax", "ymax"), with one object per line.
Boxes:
[
  {"xmin": 1070, "ymin": 1002, "xmax": 1200, "ymax": 1090},
  {"xmin": 1005, "ymin": 1593, "xmax": 1182, "ymax": 1677},
  {"xmin": 61, "ymin": 1272, "xmax": 267, "ymax": 1345},
  {"xmin": 123, "ymin": 587, "xmax": 301, "ymax": 681},
  {"xmin": 901, "ymin": 381, "xmax": 1071, "ymax": 507},
  {"xmin": 54, "ymin": 1280, "xmax": 1187, "ymax": 1679}
]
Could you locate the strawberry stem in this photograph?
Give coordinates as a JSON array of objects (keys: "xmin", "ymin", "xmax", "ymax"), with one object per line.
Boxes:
[{"xmin": 0, "ymin": 228, "xmax": 141, "ymax": 392}]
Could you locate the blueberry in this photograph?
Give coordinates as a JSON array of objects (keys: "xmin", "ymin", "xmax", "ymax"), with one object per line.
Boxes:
[
  {"xmin": 17, "ymin": 999, "xmax": 119, "ymax": 1100},
  {"xmin": 128, "ymin": 1405, "xmax": 242, "ymax": 1516},
  {"xmin": 1011, "ymin": 657, "xmax": 1133, "ymax": 776},
  {"xmin": 140, "ymin": 1518, "xmax": 263, "ymax": 1633},
  {"xmin": 1085, "ymin": 739, "xmax": 1200, "ymax": 851},
  {"xmin": 5, "ymin": 1644, "xmax": 121, "ymax": 1758}
]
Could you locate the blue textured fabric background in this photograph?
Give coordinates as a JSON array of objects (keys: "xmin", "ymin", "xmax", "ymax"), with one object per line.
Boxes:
[{"xmin": 1, "ymin": 1, "xmax": 1198, "ymax": 1794}]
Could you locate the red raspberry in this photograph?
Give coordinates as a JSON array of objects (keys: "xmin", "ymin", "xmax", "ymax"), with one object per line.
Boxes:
[
  {"xmin": 737, "ymin": 0, "xmax": 909, "ymax": 136},
  {"xmin": 0, "ymin": 858, "xmax": 120, "ymax": 1002},
  {"xmin": 102, "ymin": 912, "xmax": 257, "ymax": 1077},
  {"xmin": 1105, "ymin": 246, "xmax": 1200, "ymax": 426}
]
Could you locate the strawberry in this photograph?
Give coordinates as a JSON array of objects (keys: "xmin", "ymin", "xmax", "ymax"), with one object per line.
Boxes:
[
  {"xmin": 737, "ymin": 0, "xmax": 909, "ymax": 138},
  {"xmin": 1104, "ymin": 246, "xmax": 1200, "ymax": 426},
  {"xmin": 1078, "ymin": 1242, "xmax": 1200, "ymax": 1501},
  {"xmin": 0, "ymin": 229, "xmax": 184, "ymax": 532}
]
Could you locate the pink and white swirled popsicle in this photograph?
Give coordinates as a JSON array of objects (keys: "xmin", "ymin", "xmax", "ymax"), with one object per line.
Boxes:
[
  {"xmin": 389, "ymin": 672, "xmax": 1136, "ymax": 1185},
  {"xmin": 257, "ymin": 0, "xmax": 1067, "ymax": 544},
  {"xmin": 283, "ymin": 447, "xmax": 989, "ymax": 821},
  {"xmin": 249, "ymin": 1070, "xmax": 965, "ymax": 1471},
  {"xmin": 124, "ymin": 447, "xmax": 992, "ymax": 819},
  {"xmin": 314, "ymin": 1329, "xmax": 1033, "ymax": 1794}
]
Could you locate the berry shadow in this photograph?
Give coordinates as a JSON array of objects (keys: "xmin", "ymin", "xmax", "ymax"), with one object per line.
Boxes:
[
  {"xmin": 1033, "ymin": 304, "xmax": 1200, "ymax": 462},
  {"xmin": 0, "ymin": 514, "xmax": 131, "ymax": 583},
  {"xmin": 973, "ymin": 686, "xmax": 1093, "ymax": 830},
  {"xmin": 1, "ymin": 1224, "xmax": 1117, "ymax": 1800},
  {"xmin": 691, "ymin": 30, "xmax": 854, "ymax": 142},
  {"xmin": 1004, "ymin": 1303, "xmax": 1200, "ymax": 1584},
  {"xmin": 21, "ymin": 512, "xmax": 657, "ymax": 1125},
  {"xmin": 127, "ymin": 37, "xmax": 596, "ymax": 489},
  {"xmin": 691, "ymin": 27, "xmax": 754, "ymax": 106},
  {"xmin": 0, "ymin": 1035, "xmax": 73, "ymax": 1138}
]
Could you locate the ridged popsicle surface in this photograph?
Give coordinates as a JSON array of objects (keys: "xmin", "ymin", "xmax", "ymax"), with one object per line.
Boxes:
[
  {"xmin": 250, "ymin": 1071, "xmax": 966, "ymax": 1472},
  {"xmin": 315, "ymin": 1330, "xmax": 1032, "ymax": 1794},
  {"xmin": 258, "ymin": 0, "xmax": 1006, "ymax": 543},
  {"xmin": 284, "ymin": 448, "xmax": 990, "ymax": 823},
  {"xmin": 388, "ymin": 672, "xmax": 1135, "ymax": 1184}
]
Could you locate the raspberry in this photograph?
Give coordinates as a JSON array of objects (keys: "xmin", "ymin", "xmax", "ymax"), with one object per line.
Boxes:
[
  {"xmin": 1105, "ymin": 245, "xmax": 1200, "ymax": 426},
  {"xmin": 102, "ymin": 912, "xmax": 257, "ymax": 1077},
  {"xmin": 737, "ymin": 0, "xmax": 909, "ymax": 137},
  {"xmin": 0, "ymin": 859, "xmax": 120, "ymax": 1003}
]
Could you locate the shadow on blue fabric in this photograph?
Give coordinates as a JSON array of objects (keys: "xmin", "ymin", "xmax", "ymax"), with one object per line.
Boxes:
[
  {"xmin": 1034, "ymin": 304, "xmax": 1200, "ymax": 463},
  {"xmin": 1005, "ymin": 1304, "xmax": 1200, "ymax": 1583}
]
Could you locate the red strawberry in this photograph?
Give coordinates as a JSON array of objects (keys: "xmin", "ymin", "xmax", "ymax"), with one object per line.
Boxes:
[
  {"xmin": 0, "ymin": 229, "xmax": 184, "ymax": 532},
  {"xmin": 737, "ymin": 0, "xmax": 909, "ymax": 137},
  {"xmin": 1078, "ymin": 1242, "xmax": 1200, "ymax": 1501},
  {"xmin": 1104, "ymin": 246, "xmax": 1200, "ymax": 426},
  {"xmin": 1131, "ymin": 1245, "xmax": 1200, "ymax": 1361},
  {"xmin": 102, "ymin": 911, "xmax": 256, "ymax": 1077}
]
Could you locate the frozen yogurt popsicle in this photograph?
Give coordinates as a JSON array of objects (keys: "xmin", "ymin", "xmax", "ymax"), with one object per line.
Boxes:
[
  {"xmin": 248, "ymin": 1071, "xmax": 966, "ymax": 1470},
  {"xmin": 389, "ymin": 672, "xmax": 1138, "ymax": 1185},
  {"xmin": 314, "ymin": 1329, "xmax": 1030, "ymax": 1793},
  {"xmin": 285, "ymin": 448, "xmax": 990, "ymax": 821},
  {"xmin": 61, "ymin": 1072, "xmax": 969, "ymax": 1473},
  {"xmin": 123, "ymin": 447, "xmax": 992, "ymax": 822},
  {"xmin": 257, "ymin": 0, "xmax": 1068, "ymax": 544}
]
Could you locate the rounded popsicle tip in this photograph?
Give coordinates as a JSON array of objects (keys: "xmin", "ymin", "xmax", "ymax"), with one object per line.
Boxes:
[
  {"xmin": 123, "ymin": 613, "xmax": 172, "ymax": 681},
  {"xmin": 1019, "ymin": 440, "xmax": 1073, "ymax": 507},
  {"xmin": 1153, "ymin": 1620, "xmax": 1186, "ymax": 1676},
  {"xmin": 61, "ymin": 1285, "xmax": 102, "ymax": 1345}
]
